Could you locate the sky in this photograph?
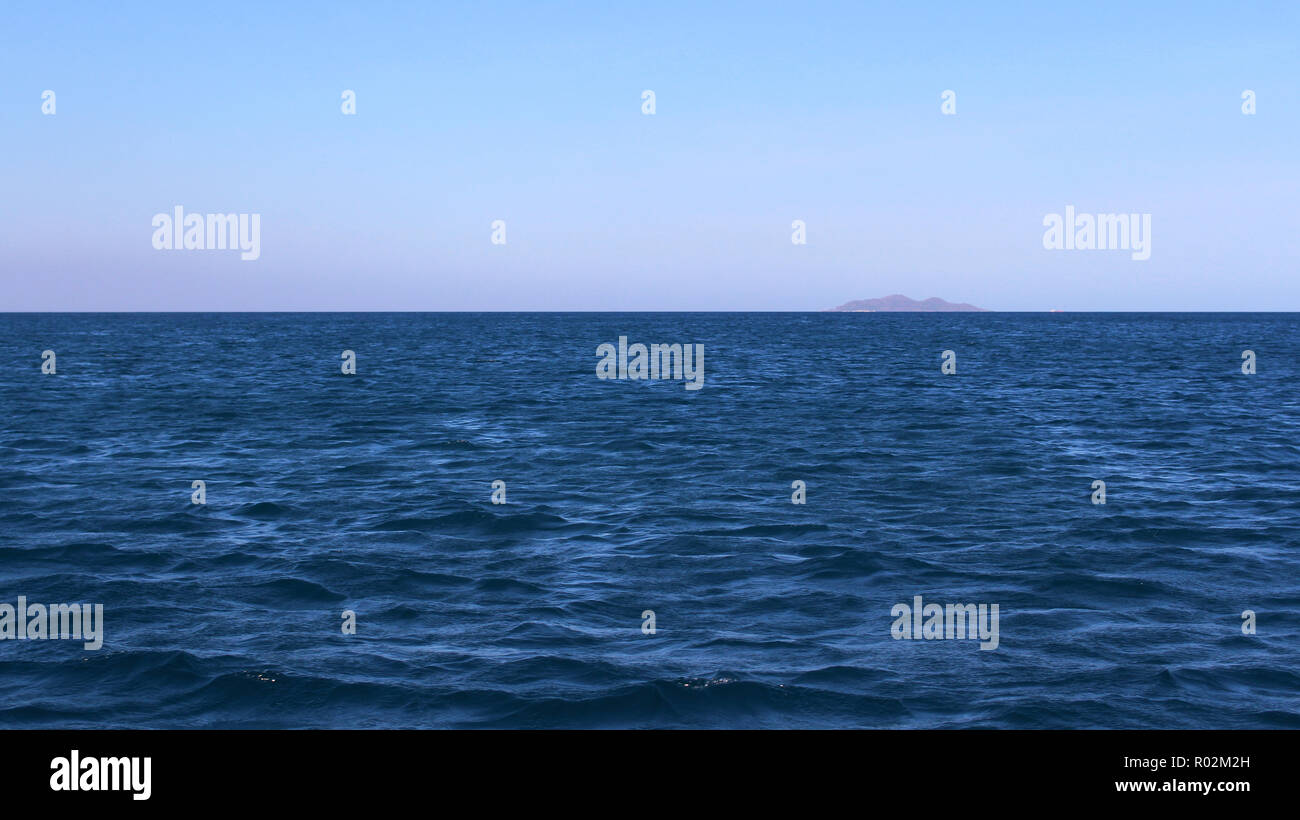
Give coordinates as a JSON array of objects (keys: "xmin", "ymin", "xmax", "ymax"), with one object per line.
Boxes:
[{"xmin": 2, "ymin": 1, "xmax": 1297, "ymax": 311}]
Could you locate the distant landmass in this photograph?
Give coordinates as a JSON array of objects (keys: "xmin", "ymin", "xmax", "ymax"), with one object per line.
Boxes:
[{"xmin": 827, "ymin": 294, "xmax": 985, "ymax": 312}]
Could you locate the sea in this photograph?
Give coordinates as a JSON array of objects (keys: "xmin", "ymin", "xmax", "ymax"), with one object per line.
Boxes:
[{"xmin": 1, "ymin": 312, "xmax": 1297, "ymax": 728}]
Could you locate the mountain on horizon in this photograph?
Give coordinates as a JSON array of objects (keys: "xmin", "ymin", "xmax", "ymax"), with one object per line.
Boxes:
[{"xmin": 827, "ymin": 294, "xmax": 985, "ymax": 312}]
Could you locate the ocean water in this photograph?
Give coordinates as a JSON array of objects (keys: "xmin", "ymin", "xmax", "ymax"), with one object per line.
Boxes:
[{"xmin": 1, "ymin": 312, "xmax": 1298, "ymax": 729}]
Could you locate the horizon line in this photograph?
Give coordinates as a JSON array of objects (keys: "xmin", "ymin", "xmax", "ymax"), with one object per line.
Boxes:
[{"xmin": 5, "ymin": 309, "xmax": 1300, "ymax": 315}]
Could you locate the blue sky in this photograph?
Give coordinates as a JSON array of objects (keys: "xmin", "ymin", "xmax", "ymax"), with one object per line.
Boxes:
[{"xmin": 2, "ymin": 1, "xmax": 1297, "ymax": 310}]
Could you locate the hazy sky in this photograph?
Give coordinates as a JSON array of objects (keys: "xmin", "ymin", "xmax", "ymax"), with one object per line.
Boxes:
[{"xmin": 3, "ymin": 1, "xmax": 1297, "ymax": 311}]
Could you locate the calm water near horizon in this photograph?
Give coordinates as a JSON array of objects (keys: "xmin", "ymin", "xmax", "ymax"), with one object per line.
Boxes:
[{"xmin": 1, "ymin": 312, "xmax": 1298, "ymax": 728}]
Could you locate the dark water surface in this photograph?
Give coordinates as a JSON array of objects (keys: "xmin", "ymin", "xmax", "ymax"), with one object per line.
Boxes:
[{"xmin": 1, "ymin": 312, "xmax": 1298, "ymax": 728}]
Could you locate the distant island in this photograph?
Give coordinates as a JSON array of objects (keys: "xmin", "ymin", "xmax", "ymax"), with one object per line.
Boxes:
[{"xmin": 827, "ymin": 294, "xmax": 985, "ymax": 312}]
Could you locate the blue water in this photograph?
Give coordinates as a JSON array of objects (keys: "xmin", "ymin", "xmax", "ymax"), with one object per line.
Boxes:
[{"xmin": 1, "ymin": 312, "xmax": 1298, "ymax": 728}]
